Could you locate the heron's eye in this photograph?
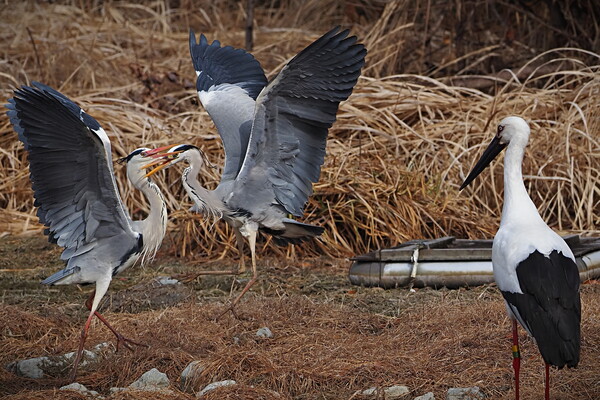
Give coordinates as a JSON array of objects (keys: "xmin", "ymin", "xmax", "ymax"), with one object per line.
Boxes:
[{"xmin": 497, "ymin": 125, "xmax": 504, "ymax": 133}]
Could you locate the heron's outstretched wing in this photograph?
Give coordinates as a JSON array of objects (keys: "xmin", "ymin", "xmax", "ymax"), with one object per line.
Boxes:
[
  {"xmin": 7, "ymin": 82, "xmax": 137, "ymax": 264},
  {"xmin": 190, "ymin": 30, "xmax": 268, "ymax": 181},
  {"xmin": 233, "ymin": 27, "xmax": 366, "ymax": 216}
]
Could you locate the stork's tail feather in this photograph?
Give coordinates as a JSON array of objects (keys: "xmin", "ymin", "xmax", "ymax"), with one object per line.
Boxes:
[{"xmin": 261, "ymin": 218, "xmax": 324, "ymax": 246}]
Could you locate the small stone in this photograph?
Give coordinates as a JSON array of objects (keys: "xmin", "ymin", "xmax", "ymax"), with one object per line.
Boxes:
[
  {"xmin": 129, "ymin": 368, "xmax": 170, "ymax": 391},
  {"xmin": 6, "ymin": 345, "xmax": 108, "ymax": 379},
  {"xmin": 196, "ymin": 380, "xmax": 237, "ymax": 397},
  {"xmin": 7, "ymin": 357, "xmax": 46, "ymax": 379},
  {"xmin": 60, "ymin": 382, "xmax": 101, "ymax": 397},
  {"xmin": 180, "ymin": 360, "xmax": 206, "ymax": 392},
  {"xmin": 256, "ymin": 327, "xmax": 273, "ymax": 338},
  {"xmin": 157, "ymin": 276, "xmax": 180, "ymax": 285},
  {"xmin": 359, "ymin": 385, "xmax": 410, "ymax": 398},
  {"xmin": 446, "ymin": 387, "xmax": 484, "ymax": 400},
  {"xmin": 361, "ymin": 387, "xmax": 377, "ymax": 396},
  {"xmin": 414, "ymin": 393, "xmax": 435, "ymax": 400},
  {"xmin": 384, "ymin": 385, "xmax": 410, "ymax": 398}
]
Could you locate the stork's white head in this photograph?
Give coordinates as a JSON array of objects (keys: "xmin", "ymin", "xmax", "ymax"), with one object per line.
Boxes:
[
  {"xmin": 496, "ymin": 116, "xmax": 530, "ymax": 149},
  {"xmin": 460, "ymin": 116, "xmax": 530, "ymax": 190}
]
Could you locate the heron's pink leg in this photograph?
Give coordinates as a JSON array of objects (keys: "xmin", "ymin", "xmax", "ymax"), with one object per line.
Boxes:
[
  {"xmin": 218, "ymin": 230, "xmax": 258, "ymax": 318},
  {"xmin": 545, "ymin": 363, "xmax": 550, "ymax": 400},
  {"xmin": 84, "ymin": 291, "xmax": 147, "ymax": 352},
  {"xmin": 68, "ymin": 308, "xmax": 95, "ymax": 382},
  {"xmin": 512, "ymin": 319, "xmax": 520, "ymax": 400}
]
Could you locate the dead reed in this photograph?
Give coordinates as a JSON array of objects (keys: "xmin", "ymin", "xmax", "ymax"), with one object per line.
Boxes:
[{"xmin": 0, "ymin": 1, "xmax": 598, "ymax": 260}]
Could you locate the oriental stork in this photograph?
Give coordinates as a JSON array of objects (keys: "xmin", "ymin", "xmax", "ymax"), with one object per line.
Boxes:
[{"xmin": 460, "ymin": 116, "xmax": 580, "ymax": 400}]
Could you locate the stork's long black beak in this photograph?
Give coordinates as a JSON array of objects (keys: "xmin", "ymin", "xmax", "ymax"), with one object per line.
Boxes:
[{"xmin": 460, "ymin": 136, "xmax": 507, "ymax": 190}]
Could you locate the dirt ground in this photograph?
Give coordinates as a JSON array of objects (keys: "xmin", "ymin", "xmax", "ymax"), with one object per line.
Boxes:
[{"xmin": 1, "ymin": 235, "xmax": 599, "ymax": 400}]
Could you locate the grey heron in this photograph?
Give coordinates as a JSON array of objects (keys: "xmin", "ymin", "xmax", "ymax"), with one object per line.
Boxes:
[
  {"xmin": 7, "ymin": 82, "xmax": 174, "ymax": 381},
  {"xmin": 460, "ymin": 116, "xmax": 580, "ymax": 400},
  {"xmin": 147, "ymin": 26, "xmax": 366, "ymax": 309}
]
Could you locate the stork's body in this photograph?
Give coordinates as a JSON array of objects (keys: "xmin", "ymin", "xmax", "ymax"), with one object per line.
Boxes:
[
  {"xmin": 7, "ymin": 83, "xmax": 170, "ymax": 381},
  {"xmin": 461, "ymin": 116, "xmax": 580, "ymax": 399},
  {"xmin": 148, "ymin": 27, "xmax": 365, "ymax": 310}
]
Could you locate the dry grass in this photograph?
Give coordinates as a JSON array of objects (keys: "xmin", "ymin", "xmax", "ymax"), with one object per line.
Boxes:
[
  {"xmin": 0, "ymin": 0, "xmax": 599, "ymax": 261},
  {"xmin": 2, "ymin": 276, "xmax": 600, "ymax": 399}
]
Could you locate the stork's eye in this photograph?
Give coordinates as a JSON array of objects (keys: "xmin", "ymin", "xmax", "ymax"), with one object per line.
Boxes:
[{"xmin": 498, "ymin": 125, "xmax": 505, "ymax": 133}]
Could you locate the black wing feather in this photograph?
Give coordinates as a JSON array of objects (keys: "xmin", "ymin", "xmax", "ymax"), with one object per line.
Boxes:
[{"xmin": 502, "ymin": 250, "xmax": 581, "ymax": 368}]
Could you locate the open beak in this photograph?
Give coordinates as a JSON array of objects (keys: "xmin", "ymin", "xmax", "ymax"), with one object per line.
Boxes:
[
  {"xmin": 459, "ymin": 135, "xmax": 507, "ymax": 190},
  {"xmin": 141, "ymin": 146, "xmax": 185, "ymax": 178}
]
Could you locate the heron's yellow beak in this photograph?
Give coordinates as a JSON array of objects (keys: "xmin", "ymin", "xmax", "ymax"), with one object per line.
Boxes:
[{"xmin": 141, "ymin": 146, "xmax": 185, "ymax": 178}]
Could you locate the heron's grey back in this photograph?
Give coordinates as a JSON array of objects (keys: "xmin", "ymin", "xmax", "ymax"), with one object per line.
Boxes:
[
  {"xmin": 190, "ymin": 30, "xmax": 268, "ymax": 182},
  {"xmin": 233, "ymin": 27, "xmax": 366, "ymax": 216}
]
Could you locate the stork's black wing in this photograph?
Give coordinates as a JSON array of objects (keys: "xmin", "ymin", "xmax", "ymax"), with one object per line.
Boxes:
[{"xmin": 502, "ymin": 250, "xmax": 581, "ymax": 368}]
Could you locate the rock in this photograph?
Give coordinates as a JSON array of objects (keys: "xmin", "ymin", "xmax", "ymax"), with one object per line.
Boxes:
[
  {"xmin": 361, "ymin": 387, "xmax": 378, "ymax": 396},
  {"xmin": 196, "ymin": 380, "xmax": 237, "ymax": 397},
  {"xmin": 360, "ymin": 385, "xmax": 409, "ymax": 398},
  {"xmin": 256, "ymin": 327, "xmax": 273, "ymax": 338},
  {"xmin": 157, "ymin": 276, "xmax": 180, "ymax": 285},
  {"xmin": 446, "ymin": 387, "xmax": 484, "ymax": 400},
  {"xmin": 180, "ymin": 360, "xmax": 206, "ymax": 392},
  {"xmin": 129, "ymin": 368, "xmax": 170, "ymax": 391},
  {"xmin": 414, "ymin": 393, "xmax": 435, "ymax": 400},
  {"xmin": 384, "ymin": 385, "xmax": 410, "ymax": 398},
  {"xmin": 60, "ymin": 382, "xmax": 102, "ymax": 397},
  {"xmin": 6, "ymin": 343, "xmax": 109, "ymax": 379}
]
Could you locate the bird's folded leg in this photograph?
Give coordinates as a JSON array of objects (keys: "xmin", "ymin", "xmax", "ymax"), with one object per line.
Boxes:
[{"xmin": 84, "ymin": 291, "xmax": 148, "ymax": 352}]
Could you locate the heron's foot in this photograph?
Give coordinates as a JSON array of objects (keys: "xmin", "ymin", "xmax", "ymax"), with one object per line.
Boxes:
[
  {"xmin": 215, "ymin": 302, "xmax": 240, "ymax": 321},
  {"xmin": 113, "ymin": 332, "xmax": 148, "ymax": 352}
]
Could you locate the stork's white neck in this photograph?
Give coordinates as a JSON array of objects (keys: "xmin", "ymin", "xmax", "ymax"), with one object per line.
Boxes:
[{"xmin": 500, "ymin": 142, "xmax": 543, "ymax": 227}]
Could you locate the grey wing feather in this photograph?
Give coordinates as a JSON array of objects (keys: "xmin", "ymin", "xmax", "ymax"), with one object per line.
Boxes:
[
  {"xmin": 190, "ymin": 30, "xmax": 268, "ymax": 181},
  {"xmin": 7, "ymin": 83, "xmax": 138, "ymax": 274},
  {"xmin": 234, "ymin": 26, "xmax": 366, "ymax": 216},
  {"xmin": 190, "ymin": 29, "xmax": 267, "ymax": 100}
]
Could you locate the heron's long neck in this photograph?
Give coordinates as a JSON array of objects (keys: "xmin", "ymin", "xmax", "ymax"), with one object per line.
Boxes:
[
  {"xmin": 133, "ymin": 176, "xmax": 168, "ymax": 259},
  {"xmin": 501, "ymin": 144, "xmax": 542, "ymax": 226},
  {"xmin": 183, "ymin": 162, "xmax": 226, "ymax": 218}
]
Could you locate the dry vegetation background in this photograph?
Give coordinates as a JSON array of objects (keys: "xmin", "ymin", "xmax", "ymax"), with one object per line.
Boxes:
[
  {"xmin": 1, "ymin": 0, "xmax": 598, "ymax": 259},
  {"xmin": 1, "ymin": 0, "xmax": 600, "ymax": 399}
]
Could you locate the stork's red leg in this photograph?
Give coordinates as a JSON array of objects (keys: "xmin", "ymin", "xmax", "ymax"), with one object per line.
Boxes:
[
  {"xmin": 512, "ymin": 319, "xmax": 521, "ymax": 400},
  {"xmin": 84, "ymin": 291, "xmax": 148, "ymax": 352},
  {"xmin": 68, "ymin": 309, "xmax": 95, "ymax": 382},
  {"xmin": 545, "ymin": 363, "xmax": 550, "ymax": 400}
]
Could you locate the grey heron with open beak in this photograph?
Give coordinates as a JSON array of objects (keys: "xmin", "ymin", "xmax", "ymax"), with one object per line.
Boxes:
[
  {"xmin": 460, "ymin": 116, "xmax": 580, "ymax": 400},
  {"xmin": 146, "ymin": 26, "xmax": 366, "ymax": 311},
  {"xmin": 7, "ymin": 82, "xmax": 175, "ymax": 381}
]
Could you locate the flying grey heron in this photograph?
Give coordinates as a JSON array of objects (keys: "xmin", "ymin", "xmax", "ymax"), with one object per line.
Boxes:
[
  {"xmin": 146, "ymin": 27, "xmax": 366, "ymax": 309},
  {"xmin": 460, "ymin": 116, "xmax": 580, "ymax": 400},
  {"xmin": 7, "ymin": 82, "xmax": 174, "ymax": 381}
]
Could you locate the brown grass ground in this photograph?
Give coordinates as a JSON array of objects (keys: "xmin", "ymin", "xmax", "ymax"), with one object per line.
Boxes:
[
  {"xmin": 1, "ymin": 2, "xmax": 599, "ymax": 399},
  {"xmin": 1, "ymin": 235, "xmax": 600, "ymax": 399}
]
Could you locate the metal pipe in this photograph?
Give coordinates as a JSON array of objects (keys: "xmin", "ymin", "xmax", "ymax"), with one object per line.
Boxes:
[{"xmin": 349, "ymin": 249, "xmax": 600, "ymax": 289}]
